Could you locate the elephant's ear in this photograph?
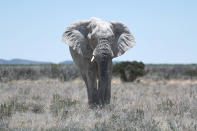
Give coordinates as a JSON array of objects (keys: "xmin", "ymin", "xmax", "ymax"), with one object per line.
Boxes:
[
  {"xmin": 62, "ymin": 20, "xmax": 92, "ymax": 57},
  {"xmin": 111, "ymin": 21, "xmax": 136, "ymax": 57}
]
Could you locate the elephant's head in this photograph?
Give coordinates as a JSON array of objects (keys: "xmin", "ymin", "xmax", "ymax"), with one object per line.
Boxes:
[
  {"xmin": 62, "ymin": 17, "xmax": 135, "ymax": 60},
  {"xmin": 62, "ymin": 17, "xmax": 135, "ymax": 105}
]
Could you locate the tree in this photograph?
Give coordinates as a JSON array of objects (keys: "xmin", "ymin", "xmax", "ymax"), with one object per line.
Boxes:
[
  {"xmin": 113, "ymin": 61, "xmax": 145, "ymax": 82},
  {"xmin": 185, "ymin": 69, "xmax": 197, "ymax": 80}
]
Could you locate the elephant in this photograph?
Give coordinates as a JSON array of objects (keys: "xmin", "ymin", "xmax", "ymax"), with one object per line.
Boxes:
[{"xmin": 62, "ymin": 17, "xmax": 135, "ymax": 107}]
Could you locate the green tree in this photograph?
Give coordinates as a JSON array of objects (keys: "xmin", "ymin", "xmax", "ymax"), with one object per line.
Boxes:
[
  {"xmin": 113, "ymin": 61, "xmax": 145, "ymax": 82},
  {"xmin": 185, "ymin": 69, "xmax": 197, "ymax": 80}
]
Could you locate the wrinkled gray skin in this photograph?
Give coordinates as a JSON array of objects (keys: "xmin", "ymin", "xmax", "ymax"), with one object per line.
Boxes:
[{"xmin": 62, "ymin": 17, "xmax": 135, "ymax": 107}]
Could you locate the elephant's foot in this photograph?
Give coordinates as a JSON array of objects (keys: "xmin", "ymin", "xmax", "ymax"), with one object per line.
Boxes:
[
  {"xmin": 104, "ymin": 98, "xmax": 110, "ymax": 105},
  {"xmin": 88, "ymin": 90, "xmax": 99, "ymax": 108},
  {"xmin": 88, "ymin": 97, "xmax": 110, "ymax": 108},
  {"xmin": 97, "ymin": 87, "xmax": 111, "ymax": 106},
  {"xmin": 104, "ymin": 87, "xmax": 111, "ymax": 105},
  {"xmin": 97, "ymin": 96, "xmax": 110, "ymax": 107},
  {"xmin": 99, "ymin": 99, "xmax": 110, "ymax": 106},
  {"xmin": 88, "ymin": 99, "xmax": 99, "ymax": 106}
]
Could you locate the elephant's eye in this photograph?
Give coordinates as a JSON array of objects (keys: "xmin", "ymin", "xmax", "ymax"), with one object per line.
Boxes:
[{"xmin": 109, "ymin": 35, "xmax": 115, "ymax": 41}]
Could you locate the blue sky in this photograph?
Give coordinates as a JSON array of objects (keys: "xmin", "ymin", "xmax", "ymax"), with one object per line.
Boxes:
[{"xmin": 0, "ymin": 0, "xmax": 197, "ymax": 64}]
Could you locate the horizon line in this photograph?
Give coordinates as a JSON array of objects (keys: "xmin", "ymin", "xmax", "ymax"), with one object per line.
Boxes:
[{"xmin": 0, "ymin": 58, "xmax": 196, "ymax": 65}]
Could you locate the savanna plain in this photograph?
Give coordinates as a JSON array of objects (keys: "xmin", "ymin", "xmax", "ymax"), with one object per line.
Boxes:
[{"xmin": 0, "ymin": 64, "xmax": 197, "ymax": 131}]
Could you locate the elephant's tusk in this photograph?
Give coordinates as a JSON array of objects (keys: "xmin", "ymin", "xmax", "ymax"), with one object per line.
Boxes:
[{"xmin": 91, "ymin": 56, "xmax": 95, "ymax": 62}]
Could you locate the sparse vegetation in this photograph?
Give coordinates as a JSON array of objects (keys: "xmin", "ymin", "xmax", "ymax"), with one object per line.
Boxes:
[
  {"xmin": 50, "ymin": 93, "xmax": 78, "ymax": 117},
  {"xmin": 0, "ymin": 78, "xmax": 196, "ymax": 130},
  {"xmin": 0, "ymin": 64, "xmax": 80, "ymax": 82},
  {"xmin": 0, "ymin": 64, "xmax": 197, "ymax": 130},
  {"xmin": 145, "ymin": 64, "xmax": 197, "ymax": 80},
  {"xmin": 1, "ymin": 64, "xmax": 197, "ymax": 82}
]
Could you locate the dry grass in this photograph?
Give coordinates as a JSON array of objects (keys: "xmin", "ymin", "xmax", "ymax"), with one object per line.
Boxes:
[{"xmin": 0, "ymin": 78, "xmax": 197, "ymax": 130}]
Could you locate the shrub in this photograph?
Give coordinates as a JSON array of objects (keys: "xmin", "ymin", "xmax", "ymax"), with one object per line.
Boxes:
[
  {"xmin": 0, "ymin": 103, "xmax": 13, "ymax": 119},
  {"xmin": 113, "ymin": 61, "xmax": 145, "ymax": 82},
  {"xmin": 184, "ymin": 69, "xmax": 197, "ymax": 80},
  {"xmin": 0, "ymin": 64, "xmax": 80, "ymax": 82},
  {"xmin": 30, "ymin": 103, "xmax": 45, "ymax": 114},
  {"xmin": 50, "ymin": 94, "xmax": 78, "ymax": 117},
  {"xmin": 50, "ymin": 64, "xmax": 61, "ymax": 78},
  {"xmin": 0, "ymin": 98, "xmax": 29, "ymax": 119}
]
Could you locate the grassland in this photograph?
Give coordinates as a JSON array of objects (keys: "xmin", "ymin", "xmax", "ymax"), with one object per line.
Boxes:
[
  {"xmin": 0, "ymin": 78, "xmax": 196, "ymax": 130},
  {"xmin": 0, "ymin": 64, "xmax": 197, "ymax": 130}
]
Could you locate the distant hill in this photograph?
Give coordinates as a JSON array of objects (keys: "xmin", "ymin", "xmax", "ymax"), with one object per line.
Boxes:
[
  {"xmin": 59, "ymin": 60, "xmax": 74, "ymax": 64},
  {"xmin": 0, "ymin": 59, "xmax": 52, "ymax": 65},
  {"xmin": 0, "ymin": 59, "xmax": 135, "ymax": 65}
]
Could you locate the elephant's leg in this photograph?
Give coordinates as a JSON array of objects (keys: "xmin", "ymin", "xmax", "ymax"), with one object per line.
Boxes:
[
  {"xmin": 80, "ymin": 72, "xmax": 91, "ymax": 103},
  {"xmin": 69, "ymin": 48, "xmax": 95, "ymax": 105},
  {"xmin": 86, "ymin": 65, "xmax": 99, "ymax": 107},
  {"xmin": 81, "ymin": 71, "xmax": 98, "ymax": 107},
  {"xmin": 104, "ymin": 73, "xmax": 112, "ymax": 104},
  {"xmin": 69, "ymin": 47, "xmax": 98, "ymax": 107}
]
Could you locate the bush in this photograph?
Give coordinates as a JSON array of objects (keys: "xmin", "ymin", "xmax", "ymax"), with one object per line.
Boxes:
[
  {"xmin": 0, "ymin": 64, "xmax": 80, "ymax": 82},
  {"xmin": 50, "ymin": 94, "xmax": 78, "ymax": 117},
  {"xmin": 30, "ymin": 103, "xmax": 45, "ymax": 114},
  {"xmin": 184, "ymin": 69, "xmax": 197, "ymax": 80},
  {"xmin": 113, "ymin": 61, "xmax": 145, "ymax": 82},
  {"xmin": 0, "ymin": 98, "xmax": 29, "ymax": 119},
  {"xmin": 0, "ymin": 103, "xmax": 13, "ymax": 119}
]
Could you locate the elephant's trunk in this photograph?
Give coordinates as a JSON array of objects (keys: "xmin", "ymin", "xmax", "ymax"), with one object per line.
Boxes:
[
  {"xmin": 97, "ymin": 55, "xmax": 112, "ymax": 105},
  {"xmin": 92, "ymin": 42, "xmax": 112, "ymax": 106}
]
